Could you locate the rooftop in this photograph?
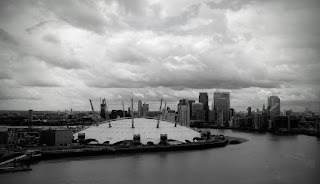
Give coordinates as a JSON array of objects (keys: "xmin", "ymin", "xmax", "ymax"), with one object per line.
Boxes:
[{"xmin": 74, "ymin": 118, "xmax": 200, "ymax": 144}]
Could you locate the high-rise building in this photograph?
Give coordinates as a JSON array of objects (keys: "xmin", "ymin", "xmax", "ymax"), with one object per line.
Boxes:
[
  {"xmin": 253, "ymin": 112, "xmax": 259, "ymax": 130},
  {"xmin": 214, "ymin": 91, "xmax": 230, "ymax": 125},
  {"xmin": 166, "ymin": 110, "xmax": 176, "ymax": 122},
  {"xmin": 188, "ymin": 100, "xmax": 195, "ymax": 119},
  {"xmin": 268, "ymin": 96, "xmax": 280, "ymax": 124},
  {"xmin": 28, "ymin": 110, "xmax": 33, "ymax": 126},
  {"xmin": 191, "ymin": 103, "xmax": 205, "ymax": 121},
  {"xmin": 218, "ymin": 109, "xmax": 224, "ymax": 126},
  {"xmin": 199, "ymin": 92, "xmax": 209, "ymax": 121},
  {"xmin": 247, "ymin": 106, "xmax": 252, "ymax": 117},
  {"xmin": 142, "ymin": 103, "xmax": 149, "ymax": 117},
  {"xmin": 138, "ymin": 100, "xmax": 142, "ymax": 118},
  {"xmin": 260, "ymin": 113, "xmax": 268, "ymax": 130},
  {"xmin": 208, "ymin": 110, "xmax": 214, "ymax": 122},
  {"xmin": 230, "ymin": 108, "xmax": 235, "ymax": 118},
  {"xmin": 100, "ymin": 99, "xmax": 107, "ymax": 119},
  {"xmin": 178, "ymin": 99, "xmax": 190, "ymax": 126}
]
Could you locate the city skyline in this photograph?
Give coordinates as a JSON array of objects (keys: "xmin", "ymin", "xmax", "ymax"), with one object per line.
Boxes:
[{"xmin": 0, "ymin": 0, "xmax": 319, "ymax": 112}]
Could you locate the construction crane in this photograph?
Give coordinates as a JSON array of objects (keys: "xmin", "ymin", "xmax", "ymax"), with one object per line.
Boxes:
[
  {"xmin": 89, "ymin": 99, "xmax": 97, "ymax": 124},
  {"xmin": 157, "ymin": 99, "xmax": 163, "ymax": 128}
]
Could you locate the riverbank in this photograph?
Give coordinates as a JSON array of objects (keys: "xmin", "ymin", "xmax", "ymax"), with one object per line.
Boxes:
[
  {"xmin": 40, "ymin": 139, "xmax": 230, "ymax": 159},
  {"xmin": 1, "ymin": 138, "xmax": 236, "ymax": 163},
  {"xmin": 1, "ymin": 130, "xmax": 317, "ymax": 184},
  {"xmin": 0, "ymin": 134, "xmax": 250, "ymax": 166},
  {"xmin": 192, "ymin": 125, "xmax": 320, "ymax": 137}
]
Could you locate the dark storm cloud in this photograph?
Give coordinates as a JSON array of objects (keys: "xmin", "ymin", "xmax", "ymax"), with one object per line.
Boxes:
[
  {"xmin": 0, "ymin": 71, "xmax": 11, "ymax": 80},
  {"xmin": 26, "ymin": 21, "xmax": 56, "ymax": 34},
  {"xmin": 0, "ymin": 0, "xmax": 319, "ymax": 111},
  {"xmin": 0, "ymin": 86, "xmax": 42, "ymax": 100},
  {"xmin": 0, "ymin": 28, "xmax": 85, "ymax": 70},
  {"xmin": 0, "ymin": 28, "xmax": 18, "ymax": 45},
  {"xmin": 281, "ymin": 100, "xmax": 320, "ymax": 112},
  {"xmin": 34, "ymin": 55, "xmax": 85, "ymax": 70},
  {"xmin": 206, "ymin": 0, "xmax": 253, "ymax": 11},
  {"xmin": 85, "ymin": 72, "xmax": 282, "ymax": 90},
  {"xmin": 38, "ymin": 0, "xmax": 107, "ymax": 34},
  {"xmin": 0, "ymin": 95, "xmax": 41, "ymax": 100},
  {"xmin": 117, "ymin": 0, "xmax": 147, "ymax": 15},
  {"xmin": 162, "ymin": 4, "xmax": 201, "ymax": 28},
  {"xmin": 21, "ymin": 80, "xmax": 62, "ymax": 87}
]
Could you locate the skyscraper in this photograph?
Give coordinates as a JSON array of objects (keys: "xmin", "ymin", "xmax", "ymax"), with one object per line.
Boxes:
[
  {"xmin": 191, "ymin": 103, "xmax": 205, "ymax": 121},
  {"xmin": 142, "ymin": 103, "xmax": 149, "ymax": 117},
  {"xmin": 217, "ymin": 109, "xmax": 224, "ymax": 126},
  {"xmin": 247, "ymin": 106, "xmax": 252, "ymax": 117},
  {"xmin": 214, "ymin": 91, "xmax": 230, "ymax": 125},
  {"xmin": 100, "ymin": 98, "xmax": 107, "ymax": 119},
  {"xmin": 138, "ymin": 100, "xmax": 142, "ymax": 118},
  {"xmin": 188, "ymin": 100, "xmax": 195, "ymax": 119},
  {"xmin": 28, "ymin": 109, "xmax": 33, "ymax": 126},
  {"xmin": 230, "ymin": 108, "xmax": 235, "ymax": 118},
  {"xmin": 199, "ymin": 92, "xmax": 209, "ymax": 121},
  {"xmin": 178, "ymin": 99, "xmax": 190, "ymax": 126},
  {"xmin": 268, "ymin": 96, "xmax": 280, "ymax": 124}
]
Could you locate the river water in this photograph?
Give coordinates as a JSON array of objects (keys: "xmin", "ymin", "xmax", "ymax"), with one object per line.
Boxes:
[{"xmin": 1, "ymin": 129, "xmax": 320, "ymax": 184}]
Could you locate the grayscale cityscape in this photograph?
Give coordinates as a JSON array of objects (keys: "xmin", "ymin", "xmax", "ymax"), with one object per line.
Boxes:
[{"xmin": 0, "ymin": 0, "xmax": 319, "ymax": 184}]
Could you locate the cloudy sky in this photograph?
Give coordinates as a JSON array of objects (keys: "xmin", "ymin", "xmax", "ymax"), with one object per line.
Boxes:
[{"xmin": 0, "ymin": 0, "xmax": 319, "ymax": 112}]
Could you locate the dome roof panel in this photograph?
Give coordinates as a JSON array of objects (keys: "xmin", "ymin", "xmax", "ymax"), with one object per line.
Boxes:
[{"xmin": 74, "ymin": 118, "xmax": 200, "ymax": 144}]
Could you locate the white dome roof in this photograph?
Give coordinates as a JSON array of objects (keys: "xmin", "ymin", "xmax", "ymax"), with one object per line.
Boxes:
[{"xmin": 74, "ymin": 118, "xmax": 200, "ymax": 144}]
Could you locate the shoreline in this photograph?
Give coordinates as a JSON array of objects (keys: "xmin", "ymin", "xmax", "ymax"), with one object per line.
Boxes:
[
  {"xmin": 192, "ymin": 125, "xmax": 320, "ymax": 137},
  {"xmin": 1, "ymin": 135, "xmax": 250, "ymax": 162},
  {"xmin": 0, "ymin": 137, "xmax": 247, "ymax": 164},
  {"xmin": 40, "ymin": 139, "xmax": 230, "ymax": 160},
  {"xmin": 0, "ymin": 136, "xmax": 248, "ymax": 173}
]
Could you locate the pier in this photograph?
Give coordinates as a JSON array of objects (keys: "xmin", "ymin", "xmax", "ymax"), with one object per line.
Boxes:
[{"xmin": 0, "ymin": 154, "xmax": 32, "ymax": 173}]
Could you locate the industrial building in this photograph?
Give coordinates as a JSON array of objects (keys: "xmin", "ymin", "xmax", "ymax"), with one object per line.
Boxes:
[{"xmin": 40, "ymin": 129, "xmax": 73, "ymax": 146}]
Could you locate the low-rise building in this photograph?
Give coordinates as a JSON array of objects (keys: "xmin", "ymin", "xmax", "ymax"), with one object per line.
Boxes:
[
  {"xmin": 273, "ymin": 116, "xmax": 299, "ymax": 130},
  {"xmin": 0, "ymin": 131, "xmax": 8, "ymax": 148},
  {"xmin": 40, "ymin": 129, "xmax": 73, "ymax": 146},
  {"xmin": 7, "ymin": 131, "xmax": 18, "ymax": 147}
]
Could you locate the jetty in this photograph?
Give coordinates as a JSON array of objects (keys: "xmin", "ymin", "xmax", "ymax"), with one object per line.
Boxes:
[{"xmin": 0, "ymin": 154, "xmax": 32, "ymax": 173}]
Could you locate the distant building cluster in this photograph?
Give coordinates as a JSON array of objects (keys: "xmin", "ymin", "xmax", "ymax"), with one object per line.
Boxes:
[
  {"xmin": 0, "ymin": 127, "xmax": 73, "ymax": 148},
  {"xmin": 0, "ymin": 92, "xmax": 319, "ymax": 148}
]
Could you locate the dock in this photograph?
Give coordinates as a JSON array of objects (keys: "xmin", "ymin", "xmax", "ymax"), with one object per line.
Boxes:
[{"xmin": 0, "ymin": 154, "xmax": 32, "ymax": 173}]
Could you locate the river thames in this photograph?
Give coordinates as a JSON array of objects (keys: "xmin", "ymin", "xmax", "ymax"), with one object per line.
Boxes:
[{"xmin": 1, "ymin": 129, "xmax": 319, "ymax": 184}]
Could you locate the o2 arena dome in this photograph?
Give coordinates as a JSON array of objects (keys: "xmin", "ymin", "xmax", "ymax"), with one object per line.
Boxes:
[{"xmin": 74, "ymin": 118, "xmax": 200, "ymax": 145}]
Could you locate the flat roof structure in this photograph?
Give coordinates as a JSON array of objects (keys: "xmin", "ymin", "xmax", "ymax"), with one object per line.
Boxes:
[{"xmin": 73, "ymin": 118, "xmax": 200, "ymax": 144}]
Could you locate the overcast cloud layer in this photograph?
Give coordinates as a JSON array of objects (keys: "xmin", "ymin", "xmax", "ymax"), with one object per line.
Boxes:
[{"xmin": 0, "ymin": 0, "xmax": 319, "ymax": 112}]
